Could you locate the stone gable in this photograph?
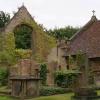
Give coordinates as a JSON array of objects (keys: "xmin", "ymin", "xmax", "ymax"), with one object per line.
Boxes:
[{"xmin": 4, "ymin": 6, "xmax": 33, "ymax": 33}]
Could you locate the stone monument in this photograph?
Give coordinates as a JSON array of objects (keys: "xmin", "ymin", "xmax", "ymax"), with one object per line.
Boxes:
[
  {"xmin": 72, "ymin": 54, "xmax": 100, "ymax": 100},
  {"xmin": 10, "ymin": 59, "xmax": 41, "ymax": 98}
]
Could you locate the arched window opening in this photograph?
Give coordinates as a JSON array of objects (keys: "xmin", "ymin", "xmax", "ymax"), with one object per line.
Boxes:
[{"xmin": 14, "ymin": 24, "xmax": 32, "ymax": 49}]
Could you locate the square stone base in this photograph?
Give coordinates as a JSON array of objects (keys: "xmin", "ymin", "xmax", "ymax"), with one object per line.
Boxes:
[
  {"xmin": 72, "ymin": 87, "xmax": 100, "ymax": 100},
  {"xmin": 10, "ymin": 76, "xmax": 41, "ymax": 98}
]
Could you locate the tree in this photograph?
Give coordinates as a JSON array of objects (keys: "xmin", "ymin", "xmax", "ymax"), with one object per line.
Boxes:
[
  {"xmin": 45, "ymin": 26, "xmax": 80, "ymax": 39},
  {"xmin": 14, "ymin": 24, "xmax": 32, "ymax": 49},
  {"xmin": 0, "ymin": 11, "xmax": 10, "ymax": 28}
]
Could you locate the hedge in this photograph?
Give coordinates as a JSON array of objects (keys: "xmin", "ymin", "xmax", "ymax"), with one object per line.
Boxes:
[{"xmin": 39, "ymin": 86, "xmax": 71, "ymax": 96}]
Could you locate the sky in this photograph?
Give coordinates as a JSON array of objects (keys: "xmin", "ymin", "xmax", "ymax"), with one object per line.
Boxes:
[{"xmin": 0, "ymin": 0, "xmax": 100, "ymax": 29}]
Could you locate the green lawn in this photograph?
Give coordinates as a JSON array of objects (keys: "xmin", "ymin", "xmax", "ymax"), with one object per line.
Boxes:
[
  {"xmin": 0, "ymin": 93, "xmax": 73, "ymax": 100},
  {"xmin": 29, "ymin": 93, "xmax": 73, "ymax": 100},
  {"xmin": 0, "ymin": 91, "xmax": 100, "ymax": 100},
  {"xmin": 0, "ymin": 95, "xmax": 17, "ymax": 100}
]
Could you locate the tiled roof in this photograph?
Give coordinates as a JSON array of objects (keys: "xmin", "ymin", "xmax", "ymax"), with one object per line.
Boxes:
[{"xmin": 64, "ymin": 16, "xmax": 100, "ymax": 58}]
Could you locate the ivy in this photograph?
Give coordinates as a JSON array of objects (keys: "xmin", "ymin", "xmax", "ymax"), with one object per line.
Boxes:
[
  {"xmin": 88, "ymin": 70, "xmax": 94, "ymax": 84},
  {"xmin": 76, "ymin": 50, "xmax": 83, "ymax": 70},
  {"xmin": 40, "ymin": 64, "xmax": 47, "ymax": 86},
  {"xmin": 68, "ymin": 55, "xmax": 74, "ymax": 69},
  {"xmin": 0, "ymin": 67, "xmax": 8, "ymax": 86},
  {"xmin": 0, "ymin": 32, "xmax": 15, "ymax": 66},
  {"xmin": 53, "ymin": 70, "xmax": 77, "ymax": 88},
  {"xmin": 20, "ymin": 18, "xmax": 57, "ymax": 62},
  {"xmin": 0, "ymin": 17, "xmax": 56, "ymax": 66}
]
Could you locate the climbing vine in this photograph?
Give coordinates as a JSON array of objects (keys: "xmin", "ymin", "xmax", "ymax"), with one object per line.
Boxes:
[
  {"xmin": 53, "ymin": 70, "xmax": 77, "ymax": 88},
  {"xmin": 76, "ymin": 50, "xmax": 83, "ymax": 70},
  {"xmin": 21, "ymin": 18, "xmax": 56, "ymax": 62},
  {"xmin": 68, "ymin": 55, "xmax": 74, "ymax": 69},
  {"xmin": 88, "ymin": 70, "xmax": 94, "ymax": 84},
  {"xmin": 0, "ymin": 32, "xmax": 15, "ymax": 66},
  {"xmin": 40, "ymin": 64, "xmax": 47, "ymax": 86},
  {"xmin": 0, "ymin": 17, "xmax": 56, "ymax": 66}
]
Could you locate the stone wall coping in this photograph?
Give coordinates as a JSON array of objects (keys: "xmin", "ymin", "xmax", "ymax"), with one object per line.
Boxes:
[
  {"xmin": 10, "ymin": 76, "xmax": 42, "ymax": 80},
  {"xmin": 68, "ymin": 71, "xmax": 82, "ymax": 74}
]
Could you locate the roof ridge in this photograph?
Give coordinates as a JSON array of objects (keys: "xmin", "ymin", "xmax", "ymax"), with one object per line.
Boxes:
[{"xmin": 69, "ymin": 16, "xmax": 97, "ymax": 41}]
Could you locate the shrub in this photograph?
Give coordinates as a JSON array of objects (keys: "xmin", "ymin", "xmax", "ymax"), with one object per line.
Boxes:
[
  {"xmin": 92, "ymin": 85, "xmax": 100, "ymax": 90},
  {"xmin": 53, "ymin": 70, "xmax": 77, "ymax": 88},
  {"xmin": 39, "ymin": 86, "xmax": 70, "ymax": 96},
  {"xmin": 0, "ymin": 67, "xmax": 8, "ymax": 86},
  {"xmin": 40, "ymin": 64, "xmax": 47, "ymax": 86}
]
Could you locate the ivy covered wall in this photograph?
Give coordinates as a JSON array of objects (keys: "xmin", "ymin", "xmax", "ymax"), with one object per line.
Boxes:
[
  {"xmin": 0, "ymin": 18, "xmax": 56, "ymax": 66},
  {"xmin": 0, "ymin": 6, "xmax": 56, "ymax": 66}
]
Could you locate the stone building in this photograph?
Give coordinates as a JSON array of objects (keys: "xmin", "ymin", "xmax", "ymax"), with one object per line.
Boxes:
[{"xmin": 63, "ymin": 14, "xmax": 100, "ymax": 85}]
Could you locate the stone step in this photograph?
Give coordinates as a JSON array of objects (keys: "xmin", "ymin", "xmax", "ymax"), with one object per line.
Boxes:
[{"xmin": 0, "ymin": 89, "xmax": 11, "ymax": 95}]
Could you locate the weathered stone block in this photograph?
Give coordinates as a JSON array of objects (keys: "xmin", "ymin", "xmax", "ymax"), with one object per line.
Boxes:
[
  {"xmin": 18, "ymin": 59, "xmax": 32, "ymax": 76},
  {"xmin": 9, "ymin": 67, "xmax": 18, "ymax": 76}
]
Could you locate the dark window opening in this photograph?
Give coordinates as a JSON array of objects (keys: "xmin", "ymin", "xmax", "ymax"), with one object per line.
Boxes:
[
  {"xmin": 66, "ymin": 65, "xmax": 69, "ymax": 70},
  {"xmin": 14, "ymin": 24, "xmax": 32, "ymax": 49}
]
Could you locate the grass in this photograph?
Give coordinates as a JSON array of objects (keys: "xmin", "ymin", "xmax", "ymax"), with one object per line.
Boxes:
[
  {"xmin": 0, "ymin": 93, "xmax": 73, "ymax": 100},
  {"xmin": 0, "ymin": 89, "xmax": 100, "ymax": 100},
  {"xmin": 28, "ymin": 93, "xmax": 74, "ymax": 100},
  {"xmin": 0, "ymin": 86, "xmax": 73, "ymax": 100},
  {"xmin": 0, "ymin": 92, "xmax": 100, "ymax": 100},
  {"xmin": 0, "ymin": 86, "xmax": 8, "ymax": 90},
  {"xmin": 0, "ymin": 95, "xmax": 17, "ymax": 100}
]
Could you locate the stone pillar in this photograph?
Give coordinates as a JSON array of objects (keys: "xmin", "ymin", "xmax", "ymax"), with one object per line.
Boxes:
[
  {"xmin": 81, "ymin": 54, "xmax": 89, "ymax": 87},
  {"xmin": 75, "ymin": 73, "xmax": 82, "ymax": 89},
  {"xmin": 46, "ymin": 61, "xmax": 57, "ymax": 85}
]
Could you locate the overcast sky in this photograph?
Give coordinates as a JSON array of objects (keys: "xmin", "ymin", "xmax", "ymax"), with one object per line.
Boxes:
[{"xmin": 0, "ymin": 0, "xmax": 100, "ymax": 29}]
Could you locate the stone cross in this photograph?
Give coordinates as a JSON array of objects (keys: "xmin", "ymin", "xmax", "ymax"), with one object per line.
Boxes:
[
  {"xmin": 22, "ymin": 2, "xmax": 24, "ymax": 6},
  {"xmin": 81, "ymin": 54, "xmax": 89, "ymax": 88},
  {"xmin": 92, "ymin": 10, "xmax": 95, "ymax": 16}
]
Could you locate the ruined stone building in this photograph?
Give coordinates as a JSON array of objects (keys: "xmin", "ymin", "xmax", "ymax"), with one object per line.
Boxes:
[
  {"xmin": 0, "ymin": 5, "xmax": 57, "ymax": 86},
  {"xmin": 0, "ymin": 5, "xmax": 56, "ymax": 62}
]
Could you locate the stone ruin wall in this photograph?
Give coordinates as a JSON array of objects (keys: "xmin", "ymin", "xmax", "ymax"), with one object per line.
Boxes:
[
  {"xmin": 9, "ymin": 59, "xmax": 40, "ymax": 77},
  {"xmin": 47, "ymin": 47, "xmax": 57, "ymax": 63},
  {"xmin": 9, "ymin": 59, "xmax": 57, "ymax": 86},
  {"xmin": 57, "ymin": 45, "xmax": 67, "ymax": 70}
]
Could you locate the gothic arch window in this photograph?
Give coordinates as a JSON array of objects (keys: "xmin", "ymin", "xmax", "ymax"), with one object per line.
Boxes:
[{"xmin": 14, "ymin": 24, "xmax": 33, "ymax": 49}]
